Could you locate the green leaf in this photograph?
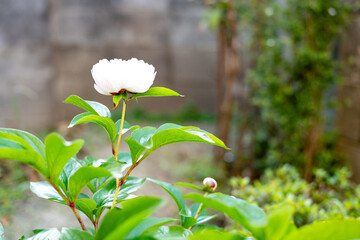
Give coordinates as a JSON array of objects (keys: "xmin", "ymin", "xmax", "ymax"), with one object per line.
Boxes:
[
  {"xmin": 126, "ymin": 217, "xmax": 178, "ymax": 239},
  {"xmin": 68, "ymin": 114, "xmax": 117, "ymax": 143},
  {"xmin": 148, "ymin": 178, "xmax": 195, "ymax": 228},
  {"xmin": 150, "ymin": 226, "xmax": 192, "ymax": 240},
  {"xmin": 0, "ymin": 129, "xmax": 47, "ymax": 175},
  {"xmin": 59, "ymin": 158, "xmax": 83, "ymax": 193},
  {"xmin": 0, "ymin": 137, "xmax": 26, "ymax": 150},
  {"xmin": 113, "ymin": 95, "xmax": 122, "ymax": 109},
  {"xmin": 114, "ymin": 120, "xmax": 140, "ymax": 146},
  {"xmin": 30, "ymin": 181, "xmax": 66, "ymax": 204},
  {"xmin": 189, "ymin": 229, "xmax": 248, "ymax": 240},
  {"xmin": 265, "ymin": 204, "xmax": 296, "ymax": 240},
  {"xmin": 64, "ymin": 95, "xmax": 111, "ymax": 118},
  {"xmin": 93, "ymin": 177, "xmax": 146, "ymax": 207},
  {"xmin": 0, "ymin": 148, "xmax": 46, "ymax": 176},
  {"xmin": 130, "ymin": 87, "xmax": 183, "ymax": 99},
  {"xmin": 126, "ymin": 124, "xmax": 229, "ymax": 163},
  {"xmin": 95, "ymin": 196, "xmax": 163, "ymax": 240},
  {"xmin": 27, "ymin": 228, "xmax": 61, "ymax": 240},
  {"xmin": 0, "ymin": 128, "xmax": 45, "ymax": 158},
  {"xmin": 184, "ymin": 193, "xmax": 267, "ymax": 239},
  {"xmin": 61, "ymin": 228, "xmax": 95, "ymax": 240},
  {"xmin": 44, "ymin": 133, "xmax": 84, "ymax": 183},
  {"xmin": 175, "ymin": 182, "xmax": 203, "ymax": 191},
  {"xmin": 75, "ymin": 198, "xmax": 97, "ymax": 221},
  {"xmin": 68, "ymin": 166, "xmax": 112, "ymax": 201},
  {"xmin": 125, "ymin": 127, "xmax": 156, "ymax": 163},
  {"xmin": 285, "ymin": 219, "xmax": 360, "ymax": 240}
]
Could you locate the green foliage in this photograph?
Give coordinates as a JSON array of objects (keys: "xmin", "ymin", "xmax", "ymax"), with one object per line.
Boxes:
[
  {"xmin": 230, "ymin": 165, "xmax": 360, "ymax": 227},
  {"xmin": 3, "ymin": 89, "xmax": 360, "ymax": 240},
  {"xmin": 126, "ymin": 123, "xmax": 229, "ymax": 163},
  {"xmin": 285, "ymin": 219, "xmax": 360, "ymax": 240},
  {"xmin": 184, "ymin": 192, "xmax": 267, "ymax": 239},
  {"xmin": 240, "ymin": 0, "xmax": 350, "ymax": 173}
]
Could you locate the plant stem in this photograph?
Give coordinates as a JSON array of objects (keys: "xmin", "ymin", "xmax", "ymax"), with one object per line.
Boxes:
[
  {"xmin": 114, "ymin": 101, "xmax": 127, "ymax": 162},
  {"xmin": 188, "ymin": 192, "xmax": 208, "ymax": 230},
  {"xmin": 111, "ymin": 101, "xmax": 127, "ymax": 209},
  {"xmin": 48, "ymin": 180, "xmax": 87, "ymax": 231},
  {"xmin": 69, "ymin": 202, "xmax": 87, "ymax": 231}
]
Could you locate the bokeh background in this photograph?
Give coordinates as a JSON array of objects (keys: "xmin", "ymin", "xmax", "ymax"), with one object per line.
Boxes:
[{"xmin": 1, "ymin": 0, "xmax": 360, "ymax": 239}]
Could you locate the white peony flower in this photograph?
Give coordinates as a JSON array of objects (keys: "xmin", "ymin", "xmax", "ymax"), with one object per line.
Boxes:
[{"xmin": 91, "ymin": 58, "xmax": 156, "ymax": 95}]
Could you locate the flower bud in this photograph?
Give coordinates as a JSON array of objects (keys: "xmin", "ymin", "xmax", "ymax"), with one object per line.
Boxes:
[{"xmin": 203, "ymin": 177, "xmax": 217, "ymax": 192}]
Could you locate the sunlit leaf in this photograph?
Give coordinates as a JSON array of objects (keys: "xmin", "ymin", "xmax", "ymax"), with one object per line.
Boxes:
[
  {"xmin": 64, "ymin": 95, "xmax": 111, "ymax": 118},
  {"xmin": 95, "ymin": 196, "xmax": 163, "ymax": 240},
  {"xmin": 68, "ymin": 166, "xmax": 112, "ymax": 201},
  {"xmin": 184, "ymin": 192, "xmax": 267, "ymax": 239},
  {"xmin": 61, "ymin": 228, "xmax": 94, "ymax": 240},
  {"xmin": 130, "ymin": 87, "xmax": 182, "ymax": 99},
  {"xmin": 44, "ymin": 133, "xmax": 84, "ymax": 184}
]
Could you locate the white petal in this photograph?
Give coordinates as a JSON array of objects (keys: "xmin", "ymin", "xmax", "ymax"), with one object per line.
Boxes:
[{"xmin": 94, "ymin": 84, "xmax": 111, "ymax": 95}]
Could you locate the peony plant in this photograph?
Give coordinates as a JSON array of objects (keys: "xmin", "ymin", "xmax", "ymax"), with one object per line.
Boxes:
[{"xmin": 1, "ymin": 58, "xmax": 360, "ymax": 240}]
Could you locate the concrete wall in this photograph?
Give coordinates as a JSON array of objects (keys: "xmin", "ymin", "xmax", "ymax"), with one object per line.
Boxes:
[{"xmin": 0, "ymin": 0, "xmax": 217, "ymax": 130}]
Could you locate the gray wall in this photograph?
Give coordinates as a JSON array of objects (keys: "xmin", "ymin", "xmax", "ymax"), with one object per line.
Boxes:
[{"xmin": 0, "ymin": 0, "xmax": 217, "ymax": 130}]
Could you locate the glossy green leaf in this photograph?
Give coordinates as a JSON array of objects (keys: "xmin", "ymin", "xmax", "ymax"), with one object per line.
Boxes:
[
  {"xmin": 68, "ymin": 166, "xmax": 112, "ymax": 201},
  {"xmin": 265, "ymin": 204, "xmax": 296, "ymax": 240},
  {"xmin": 59, "ymin": 157, "xmax": 83, "ymax": 193},
  {"xmin": 0, "ymin": 137, "xmax": 26, "ymax": 150},
  {"xmin": 44, "ymin": 133, "xmax": 84, "ymax": 183},
  {"xmin": 27, "ymin": 228, "xmax": 61, "ymax": 240},
  {"xmin": 130, "ymin": 87, "xmax": 182, "ymax": 99},
  {"xmin": 30, "ymin": 181, "xmax": 66, "ymax": 204},
  {"xmin": 114, "ymin": 120, "xmax": 140, "ymax": 147},
  {"xmin": 190, "ymin": 204, "xmax": 217, "ymax": 225},
  {"xmin": 0, "ymin": 128, "xmax": 45, "ymax": 158},
  {"xmin": 75, "ymin": 198, "xmax": 97, "ymax": 221},
  {"xmin": 0, "ymin": 148, "xmax": 46, "ymax": 175},
  {"xmin": 184, "ymin": 193, "xmax": 267, "ymax": 239},
  {"xmin": 150, "ymin": 226, "xmax": 191, "ymax": 240},
  {"xmin": 95, "ymin": 196, "xmax": 163, "ymax": 240},
  {"xmin": 148, "ymin": 178, "xmax": 195, "ymax": 228},
  {"xmin": 189, "ymin": 229, "xmax": 247, "ymax": 240},
  {"xmin": 93, "ymin": 177, "xmax": 146, "ymax": 207},
  {"xmin": 64, "ymin": 95, "xmax": 111, "ymax": 118},
  {"xmin": 61, "ymin": 228, "xmax": 95, "ymax": 240},
  {"xmin": 285, "ymin": 219, "xmax": 360, "ymax": 240},
  {"xmin": 126, "ymin": 124, "xmax": 229, "ymax": 163},
  {"xmin": 0, "ymin": 129, "xmax": 46, "ymax": 175},
  {"xmin": 125, "ymin": 127, "xmax": 156, "ymax": 163},
  {"xmin": 126, "ymin": 217, "xmax": 178, "ymax": 239},
  {"xmin": 175, "ymin": 182, "xmax": 203, "ymax": 191},
  {"xmin": 68, "ymin": 114, "xmax": 117, "ymax": 143}
]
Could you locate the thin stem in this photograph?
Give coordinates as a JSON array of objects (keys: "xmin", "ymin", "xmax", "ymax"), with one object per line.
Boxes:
[
  {"xmin": 111, "ymin": 101, "xmax": 127, "ymax": 209},
  {"xmin": 70, "ymin": 202, "xmax": 87, "ymax": 231},
  {"xmin": 117, "ymin": 153, "xmax": 148, "ymax": 188},
  {"xmin": 189, "ymin": 192, "xmax": 208, "ymax": 230},
  {"xmin": 114, "ymin": 101, "xmax": 127, "ymax": 162},
  {"xmin": 48, "ymin": 179, "xmax": 87, "ymax": 231}
]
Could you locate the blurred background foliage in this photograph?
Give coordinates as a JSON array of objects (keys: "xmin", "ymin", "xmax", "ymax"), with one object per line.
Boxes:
[
  {"xmin": 231, "ymin": 165, "xmax": 360, "ymax": 227},
  {"xmin": 202, "ymin": 0, "xmax": 355, "ymax": 181}
]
